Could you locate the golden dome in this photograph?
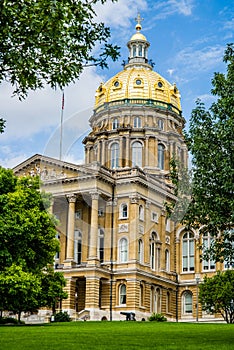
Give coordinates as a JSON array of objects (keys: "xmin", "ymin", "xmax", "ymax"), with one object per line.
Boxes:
[
  {"xmin": 130, "ymin": 32, "xmax": 147, "ymax": 41},
  {"xmin": 94, "ymin": 15, "xmax": 182, "ymax": 116},
  {"xmin": 94, "ymin": 67, "xmax": 181, "ymax": 115}
]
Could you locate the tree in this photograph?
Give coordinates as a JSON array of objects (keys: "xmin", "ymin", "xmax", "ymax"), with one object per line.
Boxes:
[
  {"xmin": 0, "ymin": 167, "xmax": 59, "ymax": 271},
  {"xmin": 40, "ymin": 268, "xmax": 68, "ymax": 314},
  {"xmin": 0, "ymin": 118, "xmax": 5, "ymax": 133},
  {"xmin": 0, "ymin": 0, "xmax": 120, "ymax": 99},
  {"xmin": 0, "ymin": 264, "xmax": 41, "ymax": 322},
  {"xmin": 182, "ymin": 43, "xmax": 234, "ymax": 264},
  {"xmin": 199, "ymin": 270, "xmax": 234, "ymax": 324}
]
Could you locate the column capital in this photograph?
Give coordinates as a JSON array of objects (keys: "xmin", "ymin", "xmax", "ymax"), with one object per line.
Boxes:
[
  {"xmin": 145, "ymin": 200, "xmax": 151, "ymax": 209},
  {"xmin": 90, "ymin": 192, "xmax": 100, "ymax": 200},
  {"xmin": 67, "ymin": 194, "xmax": 77, "ymax": 203}
]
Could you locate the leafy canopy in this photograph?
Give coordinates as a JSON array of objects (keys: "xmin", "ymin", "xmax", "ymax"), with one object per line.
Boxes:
[
  {"xmin": 0, "ymin": 0, "xmax": 120, "ymax": 98},
  {"xmin": 199, "ymin": 270, "xmax": 234, "ymax": 324},
  {"xmin": 0, "ymin": 167, "xmax": 59, "ymax": 272},
  {"xmin": 174, "ymin": 43, "xmax": 234, "ymax": 264}
]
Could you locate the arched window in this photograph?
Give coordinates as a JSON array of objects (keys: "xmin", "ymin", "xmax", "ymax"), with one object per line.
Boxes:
[
  {"xmin": 158, "ymin": 119, "xmax": 164, "ymax": 130},
  {"xmin": 165, "ymin": 249, "xmax": 170, "ymax": 272},
  {"xmin": 119, "ymin": 238, "xmax": 128, "ymax": 262},
  {"xmin": 132, "ymin": 45, "xmax": 136, "ymax": 57},
  {"xmin": 74, "ymin": 230, "xmax": 82, "ymax": 265},
  {"xmin": 132, "ymin": 141, "xmax": 142, "ymax": 167},
  {"xmin": 166, "ymin": 291, "xmax": 171, "ymax": 313},
  {"xmin": 99, "ymin": 229, "xmax": 104, "ymax": 263},
  {"xmin": 150, "ymin": 287, "xmax": 161, "ymax": 313},
  {"xmin": 158, "ymin": 143, "xmax": 165, "ymax": 170},
  {"xmin": 138, "ymin": 239, "xmax": 143, "ymax": 263},
  {"xmin": 140, "ymin": 283, "xmax": 144, "ymax": 306},
  {"xmin": 182, "ymin": 232, "xmax": 195, "ymax": 272},
  {"xmin": 119, "ymin": 284, "xmax": 126, "ymax": 304},
  {"xmin": 138, "ymin": 44, "xmax": 143, "ymax": 56},
  {"xmin": 55, "ymin": 233, "xmax": 60, "ymax": 260},
  {"xmin": 111, "ymin": 142, "xmax": 119, "ymax": 169},
  {"xmin": 112, "ymin": 118, "xmax": 119, "ymax": 130},
  {"xmin": 202, "ymin": 232, "xmax": 215, "ymax": 271},
  {"xmin": 150, "ymin": 232, "xmax": 161, "ymax": 271},
  {"xmin": 139, "ymin": 205, "xmax": 144, "ymax": 221},
  {"xmin": 134, "ymin": 116, "xmax": 141, "ymax": 128},
  {"xmin": 182, "ymin": 291, "xmax": 193, "ymax": 314},
  {"xmin": 120, "ymin": 203, "xmax": 128, "ymax": 219}
]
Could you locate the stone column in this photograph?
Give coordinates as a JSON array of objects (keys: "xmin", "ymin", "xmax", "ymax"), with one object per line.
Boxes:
[
  {"xmin": 129, "ymin": 195, "xmax": 139, "ymax": 261},
  {"xmin": 65, "ymin": 194, "xmax": 76, "ymax": 263},
  {"xmin": 85, "ymin": 276, "xmax": 100, "ymax": 313},
  {"xmin": 88, "ymin": 192, "xmax": 99, "ymax": 263}
]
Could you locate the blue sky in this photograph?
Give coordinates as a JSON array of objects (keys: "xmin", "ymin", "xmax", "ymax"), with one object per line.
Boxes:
[{"xmin": 0, "ymin": 0, "xmax": 233, "ymax": 168}]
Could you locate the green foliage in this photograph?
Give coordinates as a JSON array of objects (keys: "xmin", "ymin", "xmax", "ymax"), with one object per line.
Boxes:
[
  {"xmin": 0, "ymin": 167, "xmax": 66, "ymax": 318},
  {"xmin": 40, "ymin": 268, "xmax": 67, "ymax": 313},
  {"xmin": 0, "ymin": 169, "xmax": 59, "ymax": 271},
  {"xmin": 0, "ymin": 264, "xmax": 41, "ymax": 322},
  {"xmin": 0, "ymin": 316, "xmax": 24, "ymax": 324},
  {"xmin": 182, "ymin": 43, "xmax": 234, "ymax": 264},
  {"xmin": 199, "ymin": 270, "xmax": 234, "ymax": 324},
  {"xmin": 0, "ymin": 0, "xmax": 120, "ymax": 98},
  {"xmin": 148, "ymin": 313, "xmax": 167, "ymax": 322},
  {"xmin": 165, "ymin": 157, "xmax": 192, "ymax": 223},
  {"xmin": 54, "ymin": 311, "xmax": 71, "ymax": 322},
  {"xmin": 0, "ymin": 118, "xmax": 6, "ymax": 133}
]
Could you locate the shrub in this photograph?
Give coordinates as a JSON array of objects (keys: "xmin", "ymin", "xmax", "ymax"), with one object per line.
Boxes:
[
  {"xmin": 0, "ymin": 317, "xmax": 25, "ymax": 324},
  {"xmin": 54, "ymin": 311, "xmax": 71, "ymax": 322},
  {"xmin": 148, "ymin": 313, "xmax": 167, "ymax": 322}
]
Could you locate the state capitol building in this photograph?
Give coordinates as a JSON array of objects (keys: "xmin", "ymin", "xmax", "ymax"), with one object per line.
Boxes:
[{"xmin": 14, "ymin": 18, "xmax": 223, "ymax": 322}]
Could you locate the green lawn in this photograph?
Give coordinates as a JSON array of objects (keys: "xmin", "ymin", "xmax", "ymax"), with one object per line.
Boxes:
[{"xmin": 0, "ymin": 322, "xmax": 233, "ymax": 350}]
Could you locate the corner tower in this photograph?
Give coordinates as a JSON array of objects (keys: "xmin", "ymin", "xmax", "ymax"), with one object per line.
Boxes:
[{"xmin": 83, "ymin": 17, "xmax": 188, "ymax": 176}]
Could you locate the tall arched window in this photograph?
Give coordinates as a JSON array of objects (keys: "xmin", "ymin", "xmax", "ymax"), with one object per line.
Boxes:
[
  {"xmin": 140, "ymin": 284, "xmax": 144, "ymax": 306},
  {"xmin": 139, "ymin": 205, "xmax": 144, "ymax": 221},
  {"xmin": 182, "ymin": 291, "xmax": 193, "ymax": 314},
  {"xmin": 55, "ymin": 233, "xmax": 60, "ymax": 260},
  {"xmin": 119, "ymin": 238, "xmax": 128, "ymax": 262},
  {"xmin": 202, "ymin": 232, "xmax": 215, "ymax": 271},
  {"xmin": 99, "ymin": 229, "xmax": 104, "ymax": 263},
  {"xmin": 119, "ymin": 284, "xmax": 126, "ymax": 304},
  {"xmin": 120, "ymin": 203, "xmax": 128, "ymax": 219},
  {"xmin": 134, "ymin": 116, "xmax": 141, "ymax": 128},
  {"xmin": 111, "ymin": 142, "xmax": 119, "ymax": 169},
  {"xmin": 132, "ymin": 45, "xmax": 136, "ymax": 57},
  {"xmin": 151, "ymin": 287, "xmax": 161, "ymax": 313},
  {"xmin": 158, "ymin": 143, "xmax": 165, "ymax": 170},
  {"xmin": 74, "ymin": 230, "xmax": 82, "ymax": 265},
  {"xmin": 112, "ymin": 118, "xmax": 119, "ymax": 130},
  {"xmin": 166, "ymin": 291, "xmax": 171, "ymax": 313},
  {"xmin": 150, "ymin": 232, "xmax": 161, "ymax": 271},
  {"xmin": 132, "ymin": 141, "xmax": 142, "ymax": 167},
  {"xmin": 182, "ymin": 232, "xmax": 195, "ymax": 272},
  {"xmin": 138, "ymin": 239, "xmax": 143, "ymax": 263},
  {"xmin": 138, "ymin": 44, "xmax": 143, "ymax": 56},
  {"xmin": 165, "ymin": 249, "xmax": 170, "ymax": 272}
]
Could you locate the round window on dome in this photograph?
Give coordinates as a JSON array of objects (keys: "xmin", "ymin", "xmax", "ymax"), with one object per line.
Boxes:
[
  {"xmin": 114, "ymin": 80, "xmax": 120, "ymax": 87},
  {"xmin": 136, "ymin": 79, "xmax": 142, "ymax": 85},
  {"xmin": 158, "ymin": 81, "xmax": 163, "ymax": 88}
]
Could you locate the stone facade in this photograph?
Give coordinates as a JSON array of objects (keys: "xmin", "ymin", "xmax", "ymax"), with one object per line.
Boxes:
[{"xmin": 13, "ymin": 20, "xmax": 225, "ymax": 322}]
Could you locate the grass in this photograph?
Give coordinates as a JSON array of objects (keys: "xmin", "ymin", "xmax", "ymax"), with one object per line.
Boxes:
[{"xmin": 0, "ymin": 322, "xmax": 233, "ymax": 350}]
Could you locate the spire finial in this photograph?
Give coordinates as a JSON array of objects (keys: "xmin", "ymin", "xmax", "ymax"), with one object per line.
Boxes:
[{"xmin": 135, "ymin": 12, "xmax": 144, "ymax": 32}]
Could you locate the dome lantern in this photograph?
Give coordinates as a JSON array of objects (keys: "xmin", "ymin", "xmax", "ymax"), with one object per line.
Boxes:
[{"xmin": 126, "ymin": 12, "xmax": 151, "ymax": 68}]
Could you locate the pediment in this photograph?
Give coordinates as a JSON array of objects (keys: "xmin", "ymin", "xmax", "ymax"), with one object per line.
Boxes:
[{"xmin": 13, "ymin": 154, "xmax": 93, "ymax": 182}]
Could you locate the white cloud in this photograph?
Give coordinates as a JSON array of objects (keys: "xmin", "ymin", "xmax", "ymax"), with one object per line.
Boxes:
[
  {"xmin": 94, "ymin": 0, "xmax": 148, "ymax": 28},
  {"xmin": 174, "ymin": 45, "xmax": 225, "ymax": 74},
  {"xmin": 152, "ymin": 0, "xmax": 194, "ymax": 19}
]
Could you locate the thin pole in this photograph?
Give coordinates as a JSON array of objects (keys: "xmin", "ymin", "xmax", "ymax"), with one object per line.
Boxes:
[
  {"xmin": 59, "ymin": 90, "xmax": 64, "ymax": 160},
  {"xmin": 110, "ymin": 183, "xmax": 115, "ymax": 321}
]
